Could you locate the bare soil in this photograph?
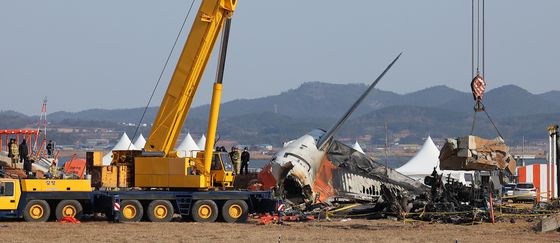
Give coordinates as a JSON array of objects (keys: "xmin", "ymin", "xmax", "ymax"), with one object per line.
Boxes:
[{"xmin": 0, "ymin": 218, "xmax": 558, "ymax": 243}]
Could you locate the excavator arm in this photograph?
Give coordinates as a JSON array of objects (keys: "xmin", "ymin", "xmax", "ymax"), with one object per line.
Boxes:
[{"xmin": 145, "ymin": 0, "xmax": 237, "ymax": 156}]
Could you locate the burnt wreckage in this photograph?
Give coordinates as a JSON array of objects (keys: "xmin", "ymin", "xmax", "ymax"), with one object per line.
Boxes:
[
  {"xmin": 256, "ymin": 54, "xmax": 430, "ymax": 209},
  {"xmin": 280, "ymin": 140, "xmax": 427, "ymax": 205},
  {"xmin": 257, "ymin": 53, "xmax": 496, "ymax": 221}
]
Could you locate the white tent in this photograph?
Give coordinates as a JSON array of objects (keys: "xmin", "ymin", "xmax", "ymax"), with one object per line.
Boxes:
[
  {"xmin": 352, "ymin": 141, "xmax": 365, "ymax": 154},
  {"xmin": 102, "ymin": 132, "xmax": 139, "ymax": 165},
  {"xmin": 112, "ymin": 132, "xmax": 138, "ymax": 150},
  {"xmin": 396, "ymin": 136, "xmax": 474, "ymax": 184},
  {"xmin": 176, "ymin": 133, "xmax": 200, "ymax": 158},
  {"xmin": 396, "ymin": 136, "xmax": 440, "ymax": 180},
  {"xmin": 196, "ymin": 134, "xmax": 206, "ymax": 150},
  {"xmin": 133, "ymin": 134, "xmax": 146, "ymax": 149}
]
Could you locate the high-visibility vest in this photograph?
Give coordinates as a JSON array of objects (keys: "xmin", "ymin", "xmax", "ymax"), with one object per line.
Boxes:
[{"xmin": 11, "ymin": 144, "xmax": 19, "ymax": 157}]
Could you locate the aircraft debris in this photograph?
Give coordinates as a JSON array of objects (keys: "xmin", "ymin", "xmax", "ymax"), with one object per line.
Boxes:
[
  {"xmin": 423, "ymin": 168, "xmax": 487, "ymax": 211},
  {"xmin": 257, "ymin": 53, "xmax": 429, "ymax": 209},
  {"xmin": 259, "ymin": 140, "xmax": 427, "ymax": 208},
  {"xmin": 538, "ymin": 214, "xmax": 560, "ymax": 232},
  {"xmin": 439, "ymin": 135, "xmax": 516, "ymax": 175}
]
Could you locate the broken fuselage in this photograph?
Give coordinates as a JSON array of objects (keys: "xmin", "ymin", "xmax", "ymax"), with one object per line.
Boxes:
[{"xmin": 258, "ymin": 130, "xmax": 427, "ymax": 205}]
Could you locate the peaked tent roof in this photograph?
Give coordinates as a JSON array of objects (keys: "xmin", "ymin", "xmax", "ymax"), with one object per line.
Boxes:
[
  {"xmin": 176, "ymin": 133, "xmax": 200, "ymax": 158},
  {"xmin": 102, "ymin": 132, "xmax": 138, "ymax": 165},
  {"xmin": 352, "ymin": 141, "xmax": 365, "ymax": 154},
  {"xmin": 133, "ymin": 134, "xmax": 146, "ymax": 149},
  {"xmin": 196, "ymin": 134, "xmax": 206, "ymax": 150},
  {"xmin": 396, "ymin": 136, "xmax": 439, "ymax": 177},
  {"xmin": 113, "ymin": 132, "xmax": 139, "ymax": 151}
]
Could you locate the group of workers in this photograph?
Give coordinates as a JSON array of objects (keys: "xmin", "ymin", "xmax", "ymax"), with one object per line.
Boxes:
[
  {"xmin": 6, "ymin": 139, "xmax": 55, "ymax": 174},
  {"xmin": 216, "ymin": 146, "xmax": 251, "ymax": 175},
  {"xmin": 7, "ymin": 138, "xmax": 30, "ymax": 172}
]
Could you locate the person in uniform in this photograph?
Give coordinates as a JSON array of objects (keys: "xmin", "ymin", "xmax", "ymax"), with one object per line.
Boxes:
[
  {"xmin": 229, "ymin": 147, "xmax": 241, "ymax": 174},
  {"xmin": 240, "ymin": 147, "xmax": 250, "ymax": 175},
  {"xmin": 10, "ymin": 139, "xmax": 19, "ymax": 168}
]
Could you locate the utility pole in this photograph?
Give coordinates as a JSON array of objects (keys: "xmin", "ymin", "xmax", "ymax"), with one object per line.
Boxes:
[
  {"xmin": 521, "ymin": 136, "xmax": 525, "ymax": 167},
  {"xmin": 384, "ymin": 121, "xmax": 389, "ymax": 176}
]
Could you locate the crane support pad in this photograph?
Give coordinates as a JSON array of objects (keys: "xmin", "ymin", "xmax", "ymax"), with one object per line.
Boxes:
[{"xmin": 439, "ymin": 136, "xmax": 516, "ymax": 174}]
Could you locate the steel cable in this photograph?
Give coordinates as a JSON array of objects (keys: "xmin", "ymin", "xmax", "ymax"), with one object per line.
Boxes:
[{"xmin": 129, "ymin": 0, "xmax": 197, "ymax": 150}]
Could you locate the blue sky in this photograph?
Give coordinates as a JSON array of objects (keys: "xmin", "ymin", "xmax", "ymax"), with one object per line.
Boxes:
[{"xmin": 1, "ymin": 0, "xmax": 559, "ymax": 114}]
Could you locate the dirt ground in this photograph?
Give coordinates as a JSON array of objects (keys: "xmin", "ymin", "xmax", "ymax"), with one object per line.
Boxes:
[{"xmin": 0, "ymin": 218, "xmax": 558, "ymax": 243}]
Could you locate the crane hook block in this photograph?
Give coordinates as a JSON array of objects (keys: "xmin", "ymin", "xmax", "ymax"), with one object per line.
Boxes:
[{"xmin": 470, "ymin": 74, "xmax": 486, "ymax": 101}]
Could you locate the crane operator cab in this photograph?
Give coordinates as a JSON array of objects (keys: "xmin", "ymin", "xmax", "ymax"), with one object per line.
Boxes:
[{"xmin": 197, "ymin": 152, "xmax": 234, "ymax": 188}]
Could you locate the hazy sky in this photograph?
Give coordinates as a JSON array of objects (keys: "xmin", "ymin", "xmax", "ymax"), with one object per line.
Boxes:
[{"xmin": 1, "ymin": 0, "xmax": 559, "ymax": 115}]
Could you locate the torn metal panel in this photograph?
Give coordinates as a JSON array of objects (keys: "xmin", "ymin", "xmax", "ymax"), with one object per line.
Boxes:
[
  {"xmin": 327, "ymin": 141, "xmax": 426, "ymax": 195},
  {"xmin": 439, "ymin": 135, "xmax": 516, "ymax": 174}
]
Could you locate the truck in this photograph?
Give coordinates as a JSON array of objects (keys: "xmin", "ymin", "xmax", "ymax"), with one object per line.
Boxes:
[
  {"xmin": 0, "ymin": 176, "xmax": 272, "ymax": 222},
  {"xmin": 0, "ymin": 0, "xmax": 276, "ymax": 223}
]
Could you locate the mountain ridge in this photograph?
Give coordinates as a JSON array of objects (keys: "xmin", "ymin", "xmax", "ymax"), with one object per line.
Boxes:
[{"xmin": 2, "ymin": 82, "xmax": 559, "ymax": 145}]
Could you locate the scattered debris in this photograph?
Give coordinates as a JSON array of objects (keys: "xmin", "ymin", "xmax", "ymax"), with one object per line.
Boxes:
[
  {"xmin": 538, "ymin": 214, "xmax": 560, "ymax": 232},
  {"xmin": 257, "ymin": 213, "xmax": 315, "ymax": 225},
  {"xmin": 439, "ymin": 135, "xmax": 516, "ymax": 175},
  {"xmin": 423, "ymin": 168, "xmax": 487, "ymax": 211}
]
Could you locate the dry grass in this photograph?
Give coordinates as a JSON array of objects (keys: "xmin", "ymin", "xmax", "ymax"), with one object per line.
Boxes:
[{"xmin": 0, "ymin": 218, "xmax": 558, "ymax": 243}]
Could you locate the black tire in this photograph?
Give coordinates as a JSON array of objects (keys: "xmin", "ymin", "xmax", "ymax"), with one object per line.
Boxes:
[
  {"xmin": 191, "ymin": 200, "xmax": 218, "ymax": 222},
  {"xmin": 120, "ymin": 200, "xmax": 143, "ymax": 222},
  {"xmin": 221, "ymin": 200, "xmax": 249, "ymax": 223},
  {"xmin": 23, "ymin": 200, "xmax": 51, "ymax": 222},
  {"xmin": 147, "ymin": 200, "xmax": 174, "ymax": 222},
  {"xmin": 55, "ymin": 200, "xmax": 83, "ymax": 220},
  {"xmin": 105, "ymin": 209, "xmax": 115, "ymax": 221}
]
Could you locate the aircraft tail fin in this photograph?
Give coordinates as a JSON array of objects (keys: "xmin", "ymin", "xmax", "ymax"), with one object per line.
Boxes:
[{"xmin": 317, "ymin": 53, "xmax": 402, "ymax": 149}]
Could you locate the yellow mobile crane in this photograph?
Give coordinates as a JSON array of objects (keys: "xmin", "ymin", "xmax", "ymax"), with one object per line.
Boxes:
[
  {"xmin": 1, "ymin": 0, "xmax": 275, "ymax": 223},
  {"xmin": 113, "ymin": 0, "xmax": 236, "ymax": 189}
]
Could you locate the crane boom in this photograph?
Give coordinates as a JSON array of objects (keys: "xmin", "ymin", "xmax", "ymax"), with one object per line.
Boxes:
[{"xmin": 145, "ymin": 0, "xmax": 237, "ymax": 156}]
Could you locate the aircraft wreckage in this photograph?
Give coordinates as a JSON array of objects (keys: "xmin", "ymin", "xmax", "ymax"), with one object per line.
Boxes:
[{"xmin": 257, "ymin": 53, "xmax": 428, "ymax": 207}]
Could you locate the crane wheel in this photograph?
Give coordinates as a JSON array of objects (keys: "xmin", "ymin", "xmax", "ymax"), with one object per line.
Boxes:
[
  {"xmin": 191, "ymin": 200, "xmax": 218, "ymax": 222},
  {"xmin": 55, "ymin": 200, "xmax": 83, "ymax": 220},
  {"xmin": 221, "ymin": 200, "xmax": 248, "ymax": 223},
  {"xmin": 147, "ymin": 200, "xmax": 174, "ymax": 222},
  {"xmin": 23, "ymin": 200, "xmax": 51, "ymax": 222},
  {"xmin": 120, "ymin": 200, "xmax": 143, "ymax": 222}
]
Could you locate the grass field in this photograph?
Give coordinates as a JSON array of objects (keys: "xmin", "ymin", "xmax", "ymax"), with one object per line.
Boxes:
[{"xmin": 0, "ymin": 218, "xmax": 558, "ymax": 243}]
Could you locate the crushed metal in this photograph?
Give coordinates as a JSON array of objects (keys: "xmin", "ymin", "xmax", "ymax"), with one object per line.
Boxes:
[{"xmin": 439, "ymin": 135, "xmax": 516, "ymax": 175}]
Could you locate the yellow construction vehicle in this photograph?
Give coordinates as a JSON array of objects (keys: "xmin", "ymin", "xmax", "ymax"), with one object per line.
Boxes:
[
  {"xmin": 0, "ymin": 178, "xmax": 92, "ymax": 222},
  {"xmin": 110, "ymin": 0, "xmax": 237, "ymax": 190},
  {"xmin": 1, "ymin": 0, "xmax": 275, "ymax": 223}
]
